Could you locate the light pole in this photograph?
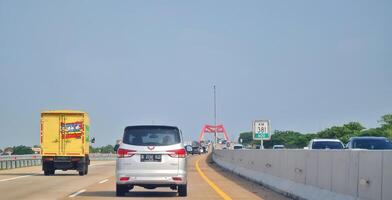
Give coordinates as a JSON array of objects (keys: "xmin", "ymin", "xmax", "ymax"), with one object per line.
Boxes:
[{"xmin": 213, "ymin": 85, "xmax": 217, "ymax": 148}]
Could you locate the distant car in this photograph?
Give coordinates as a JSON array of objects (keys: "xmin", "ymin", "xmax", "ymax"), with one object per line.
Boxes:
[
  {"xmin": 233, "ymin": 144, "xmax": 243, "ymax": 150},
  {"xmin": 202, "ymin": 145, "xmax": 209, "ymax": 153},
  {"xmin": 307, "ymin": 139, "xmax": 344, "ymax": 150},
  {"xmin": 116, "ymin": 125, "xmax": 187, "ymax": 197},
  {"xmin": 185, "ymin": 145, "xmax": 193, "ymax": 154},
  {"xmin": 273, "ymin": 145, "xmax": 285, "ymax": 149},
  {"xmin": 346, "ymin": 137, "xmax": 392, "ymax": 150},
  {"xmin": 191, "ymin": 141, "xmax": 202, "ymax": 155}
]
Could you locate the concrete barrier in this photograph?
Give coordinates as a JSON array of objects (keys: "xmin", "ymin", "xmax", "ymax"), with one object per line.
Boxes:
[
  {"xmin": 213, "ymin": 149, "xmax": 392, "ymax": 200},
  {"xmin": 0, "ymin": 153, "xmax": 116, "ymax": 170}
]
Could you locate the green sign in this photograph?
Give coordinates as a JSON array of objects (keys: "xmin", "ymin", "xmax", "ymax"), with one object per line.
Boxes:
[{"xmin": 254, "ymin": 132, "xmax": 270, "ymax": 139}]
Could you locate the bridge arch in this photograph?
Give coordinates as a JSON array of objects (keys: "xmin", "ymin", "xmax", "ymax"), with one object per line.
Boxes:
[{"xmin": 198, "ymin": 124, "xmax": 229, "ymax": 143}]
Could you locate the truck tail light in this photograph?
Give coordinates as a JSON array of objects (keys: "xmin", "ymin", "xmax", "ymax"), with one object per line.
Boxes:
[
  {"xmin": 71, "ymin": 157, "xmax": 81, "ymax": 162},
  {"xmin": 167, "ymin": 148, "xmax": 186, "ymax": 158},
  {"xmin": 43, "ymin": 157, "xmax": 54, "ymax": 161},
  {"xmin": 117, "ymin": 148, "xmax": 136, "ymax": 158}
]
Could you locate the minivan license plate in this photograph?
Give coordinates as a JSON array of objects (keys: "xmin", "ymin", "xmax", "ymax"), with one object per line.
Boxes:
[{"xmin": 141, "ymin": 154, "xmax": 161, "ymax": 162}]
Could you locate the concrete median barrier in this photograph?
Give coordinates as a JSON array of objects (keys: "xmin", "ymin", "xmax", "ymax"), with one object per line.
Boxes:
[{"xmin": 213, "ymin": 149, "xmax": 392, "ymax": 200}]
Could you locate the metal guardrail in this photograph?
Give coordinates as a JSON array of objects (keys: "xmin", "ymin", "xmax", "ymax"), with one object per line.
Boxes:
[
  {"xmin": 0, "ymin": 155, "xmax": 42, "ymax": 170},
  {"xmin": 0, "ymin": 153, "xmax": 116, "ymax": 170},
  {"xmin": 0, "ymin": 154, "xmax": 41, "ymax": 161},
  {"xmin": 89, "ymin": 153, "xmax": 117, "ymax": 160}
]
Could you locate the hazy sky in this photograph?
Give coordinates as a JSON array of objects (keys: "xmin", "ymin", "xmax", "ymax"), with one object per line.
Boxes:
[{"xmin": 1, "ymin": 1, "xmax": 391, "ymax": 148}]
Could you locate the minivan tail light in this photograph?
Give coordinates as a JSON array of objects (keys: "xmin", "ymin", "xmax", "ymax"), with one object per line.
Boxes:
[
  {"xmin": 117, "ymin": 148, "xmax": 136, "ymax": 158},
  {"xmin": 172, "ymin": 177, "xmax": 182, "ymax": 181},
  {"xmin": 120, "ymin": 177, "xmax": 130, "ymax": 181},
  {"xmin": 167, "ymin": 148, "xmax": 186, "ymax": 158}
]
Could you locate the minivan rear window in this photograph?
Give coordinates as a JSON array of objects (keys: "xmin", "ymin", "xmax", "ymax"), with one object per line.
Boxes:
[
  {"xmin": 312, "ymin": 141, "xmax": 343, "ymax": 149},
  {"xmin": 123, "ymin": 126, "xmax": 181, "ymax": 146}
]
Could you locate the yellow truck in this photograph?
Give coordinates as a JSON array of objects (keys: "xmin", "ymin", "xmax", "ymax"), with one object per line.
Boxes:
[{"xmin": 40, "ymin": 110, "xmax": 93, "ymax": 176}]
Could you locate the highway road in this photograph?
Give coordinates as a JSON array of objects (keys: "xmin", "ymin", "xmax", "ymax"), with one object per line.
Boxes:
[{"xmin": 0, "ymin": 154, "xmax": 289, "ymax": 200}]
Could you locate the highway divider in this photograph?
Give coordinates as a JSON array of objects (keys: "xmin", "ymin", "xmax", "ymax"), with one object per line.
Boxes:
[
  {"xmin": 0, "ymin": 153, "xmax": 116, "ymax": 170},
  {"xmin": 213, "ymin": 149, "xmax": 392, "ymax": 200}
]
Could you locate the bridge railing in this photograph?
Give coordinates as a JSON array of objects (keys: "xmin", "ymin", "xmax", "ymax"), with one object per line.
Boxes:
[
  {"xmin": 0, "ymin": 153, "xmax": 116, "ymax": 170},
  {"xmin": 0, "ymin": 155, "xmax": 42, "ymax": 170}
]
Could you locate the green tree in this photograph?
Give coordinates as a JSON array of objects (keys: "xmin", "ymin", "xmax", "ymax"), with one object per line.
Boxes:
[
  {"xmin": 378, "ymin": 114, "xmax": 392, "ymax": 139},
  {"xmin": 379, "ymin": 114, "xmax": 392, "ymax": 128},
  {"xmin": 12, "ymin": 145, "xmax": 34, "ymax": 155},
  {"xmin": 264, "ymin": 130, "xmax": 308, "ymax": 148},
  {"xmin": 359, "ymin": 128, "xmax": 386, "ymax": 137},
  {"xmin": 90, "ymin": 145, "xmax": 116, "ymax": 153},
  {"xmin": 238, "ymin": 132, "xmax": 254, "ymax": 145},
  {"xmin": 100, "ymin": 145, "xmax": 115, "ymax": 153},
  {"xmin": 317, "ymin": 122, "xmax": 365, "ymax": 143}
]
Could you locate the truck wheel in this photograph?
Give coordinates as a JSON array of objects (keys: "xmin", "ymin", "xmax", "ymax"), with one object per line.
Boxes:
[
  {"xmin": 116, "ymin": 184, "xmax": 128, "ymax": 196},
  {"xmin": 178, "ymin": 184, "xmax": 187, "ymax": 197},
  {"xmin": 84, "ymin": 163, "xmax": 88, "ymax": 175},
  {"xmin": 78, "ymin": 170, "xmax": 85, "ymax": 176},
  {"xmin": 44, "ymin": 169, "xmax": 55, "ymax": 176}
]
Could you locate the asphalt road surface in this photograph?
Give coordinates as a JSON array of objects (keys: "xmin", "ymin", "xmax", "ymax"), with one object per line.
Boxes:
[{"xmin": 0, "ymin": 155, "xmax": 289, "ymax": 200}]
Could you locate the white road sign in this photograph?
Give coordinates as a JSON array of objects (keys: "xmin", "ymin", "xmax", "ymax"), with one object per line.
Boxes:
[{"xmin": 253, "ymin": 120, "xmax": 271, "ymax": 140}]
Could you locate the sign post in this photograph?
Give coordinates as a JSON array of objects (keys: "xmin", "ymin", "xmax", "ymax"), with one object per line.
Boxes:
[{"xmin": 252, "ymin": 120, "xmax": 271, "ymax": 149}]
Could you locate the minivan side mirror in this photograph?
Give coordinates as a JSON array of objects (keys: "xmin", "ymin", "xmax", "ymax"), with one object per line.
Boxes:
[{"xmin": 114, "ymin": 144, "xmax": 120, "ymax": 152}]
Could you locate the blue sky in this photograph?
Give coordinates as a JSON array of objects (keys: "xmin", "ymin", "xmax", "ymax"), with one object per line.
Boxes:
[{"xmin": 1, "ymin": 0, "xmax": 391, "ymax": 147}]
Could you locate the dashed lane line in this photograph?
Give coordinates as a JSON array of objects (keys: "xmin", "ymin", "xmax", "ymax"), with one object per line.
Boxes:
[
  {"xmin": 98, "ymin": 179, "xmax": 108, "ymax": 184},
  {"xmin": 69, "ymin": 189, "xmax": 86, "ymax": 198}
]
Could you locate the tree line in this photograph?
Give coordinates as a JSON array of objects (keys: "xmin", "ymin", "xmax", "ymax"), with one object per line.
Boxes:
[{"xmin": 238, "ymin": 114, "xmax": 392, "ymax": 149}]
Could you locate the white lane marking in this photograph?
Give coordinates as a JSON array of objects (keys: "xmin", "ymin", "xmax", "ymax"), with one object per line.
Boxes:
[
  {"xmin": 0, "ymin": 175, "xmax": 34, "ymax": 182},
  {"xmin": 99, "ymin": 179, "xmax": 108, "ymax": 184},
  {"xmin": 69, "ymin": 189, "xmax": 86, "ymax": 198}
]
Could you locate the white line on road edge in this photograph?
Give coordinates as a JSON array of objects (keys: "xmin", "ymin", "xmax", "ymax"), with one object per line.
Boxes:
[
  {"xmin": 99, "ymin": 179, "xmax": 108, "ymax": 184},
  {"xmin": 69, "ymin": 189, "xmax": 86, "ymax": 198},
  {"xmin": 0, "ymin": 175, "xmax": 34, "ymax": 182}
]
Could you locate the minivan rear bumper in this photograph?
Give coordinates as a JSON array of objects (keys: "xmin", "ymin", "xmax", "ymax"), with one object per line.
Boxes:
[
  {"xmin": 116, "ymin": 169, "xmax": 187, "ymax": 185},
  {"xmin": 116, "ymin": 174, "xmax": 187, "ymax": 185}
]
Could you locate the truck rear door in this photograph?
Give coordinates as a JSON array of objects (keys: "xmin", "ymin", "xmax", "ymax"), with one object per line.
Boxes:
[
  {"xmin": 42, "ymin": 112, "xmax": 85, "ymax": 156},
  {"xmin": 62, "ymin": 113, "xmax": 85, "ymax": 156},
  {"xmin": 41, "ymin": 113, "xmax": 61, "ymax": 155}
]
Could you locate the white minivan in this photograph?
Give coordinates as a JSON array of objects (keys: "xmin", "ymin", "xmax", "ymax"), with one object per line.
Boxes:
[{"xmin": 116, "ymin": 125, "xmax": 187, "ymax": 196}]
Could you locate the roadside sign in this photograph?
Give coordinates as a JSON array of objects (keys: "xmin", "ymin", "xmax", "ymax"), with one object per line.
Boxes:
[{"xmin": 253, "ymin": 120, "xmax": 271, "ymax": 140}]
